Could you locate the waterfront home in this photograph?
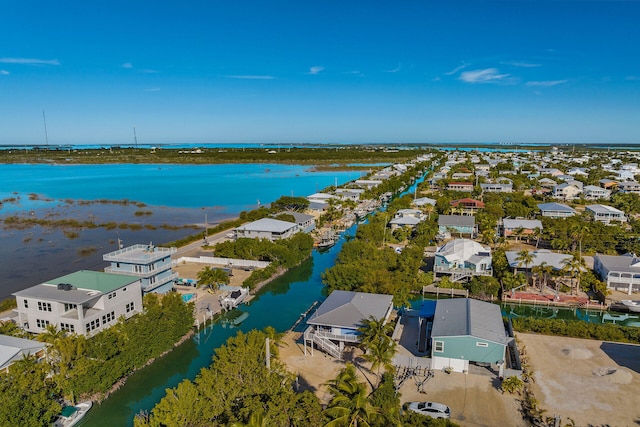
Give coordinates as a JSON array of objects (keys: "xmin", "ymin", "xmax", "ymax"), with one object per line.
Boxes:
[
  {"xmin": 475, "ymin": 164, "xmax": 491, "ymax": 173},
  {"xmin": 334, "ymin": 188, "xmax": 364, "ymax": 202},
  {"xmin": 234, "ymin": 218, "xmax": 299, "ymax": 241},
  {"xmin": 585, "ymin": 204, "xmax": 627, "ymax": 225},
  {"xmin": 501, "ymin": 218, "xmax": 543, "ymax": 238},
  {"xmin": 594, "ymin": 254, "xmax": 640, "ymax": 295},
  {"xmin": 537, "ymin": 177, "xmax": 558, "ymax": 188},
  {"xmin": 0, "ymin": 334, "xmax": 47, "ymax": 372},
  {"xmin": 451, "ymin": 172, "xmax": 474, "ymax": 180},
  {"xmin": 13, "ymin": 270, "xmax": 142, "ymax": 336},
  {"xmin": 480, "ymin": 182, "xmax": 513, "ymax": 193},
  {"xmin": 618, "ymin": 181, "xmax": 640, "ymax": 194},
  {"xmin": 437, "ymin": 215, "xmax": 478, "ymax": 238},
  {"xmin": 552, "ymin": 183, "xmax": 582, "ymax": 200},
  {"xmin": 433, "ymin": 239, "xmax": 492, "ymax": 282},
  {"xmin": 539, "ymin": 168, "xmax": 564, "ymax": 177},
  {"xmin": 599, "ymin": 179, "xmax": 618, "ymax": 190},
  {"xmin": 303, "ymin": 290, "xmax": 393, "ymax": 359},
  {"xmin": 583, "ymin": 185, "xmax": 611, "ymax": 200},
  {"xmin": 431, "ymin": 298, "xmax": 511, "ymax": 375},
  {"xmin": 103, "ymin": 243, "xmax": 178, "ymax": 294},
  {"xmin": 278, "ymin": 211, "xmax": 316, "ymax": 233},
  {"xmin": 306, "ymin": 192, "xmax": 335, "ymax": 204},
  {"xmin": 354, "ymin": 179, "xmax": 383, "ymax": 189},
  {"xmin": 450, "ymin": 198, "xmax": 485, "ymax": 215},
  {"xmin": 389, "ymin": 209, "xmax": 424, "ymax": 230},
  {"xmin": 446, "ymin": 182, "xmax": 474, "ymax": 192},
  {"xmin": 505, "ymin": 249, "xmax": 573, "ymax": 272},
  {"xmin": 537, "ymin": 202, "xmax": 576, "ymax": 218},
  {"xmin": 412, "ymin": 197, "xmax": 436, "ymax": 207}
]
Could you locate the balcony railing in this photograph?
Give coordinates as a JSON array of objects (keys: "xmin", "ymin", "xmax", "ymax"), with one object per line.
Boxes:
[{"xmin": 434, "ymin": 265, "xmax": 492, "ymax": 276}]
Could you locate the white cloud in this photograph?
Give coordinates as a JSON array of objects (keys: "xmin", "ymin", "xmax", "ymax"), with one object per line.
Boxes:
[
  {"xmin": 225, "ymin": 75, "xmax": 275, "ymax": 80},
  {"xmin": 0, "ymin": 57, "xmax": 59, "ymax": 65},
  {"xmin": 384, "ymin": 64, "xmax": 401, "ymax": 73},
  {"xmin": 459, "ymin": 68, "xmax": 511, "ymax": 84},
  {"xmin": 122, "ymin": 62, "xmax": 133, "ymax": 69},
  {"xmin": 501, "ymin": 60, "xmax": 542, "ymax": 68},
  {"xmin": 308, "ymin": 66, "xmax": 325, "ymax": 75},
  {"xmin": 0, "ymin": 70, "xmax": 9, "ymax": 75},
  {"xmin": 526, "ymin": 80, "xmax": 568, "ymax": 87},
  {"xmin": 444, "ymin": 63, "xmax": 468, "ymax": 75}
]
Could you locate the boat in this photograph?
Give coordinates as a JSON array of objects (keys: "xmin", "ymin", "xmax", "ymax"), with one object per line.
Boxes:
[
  {"xmin": 52, "ymin": 401, "xmax": 92, "ymax": 427},
  {"xmin": 620, "ymin": 300, "xmax": 640, "ymax": 313},
  {"xmin": 219, "ymin": 286, "xmax": 250, "ymax": 310}
]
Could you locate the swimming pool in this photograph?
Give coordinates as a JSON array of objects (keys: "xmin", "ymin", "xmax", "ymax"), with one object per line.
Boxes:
[{"xmin": 182, "ymin": 293, "xmax": 195, "ymax": 303}]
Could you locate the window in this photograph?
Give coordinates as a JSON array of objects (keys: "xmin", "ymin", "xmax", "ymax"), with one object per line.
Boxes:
[
  {"xmin": 434, "ymin": 340, "xmax": 444, "ymax": 352},
  {"xmin": 37, "ymin": 301, "xmax": 52, "ymax": 312},
  {"xmin": 134, "ymin": 265, "xmax": 144, "ymax": 273},
  {"xmin": 64, "ymin": 303, "xmax": 76, "ymax": 312},
  {"xmin": 123, "ymin": 287, "xmax": 127, "ymax": 292},
  {"xmin": 23, "ymin": 299, "xmax": 28, "ymax": 309},
  {"xmin": 126, "ymin": 302, "xmax": 135, "ymax": 313},
  {"xmin": 86, "ymin": 319, "xmax": 101, "ymax": 332},
  {"xmin": 476, "ymin": 342, "xmax": 489, "ymax": 348},
  {"xmin": 102, "ymin": 311, "xmax": 115, "ymax": 324},
  {"xmin": 60, "ymin": 323, "xmax": 75, "ymax": 333},
  {"xmin": 107, "ymin": 291, "xmax": 116, "ymax": 300},
  {"xmin": 36, "ymin": 319, "xmax": 50, "ymax": 328}
]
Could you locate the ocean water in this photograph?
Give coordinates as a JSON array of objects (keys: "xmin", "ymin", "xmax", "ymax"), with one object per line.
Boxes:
[{"xmin": 0, "ymin": 163, "xmax": 364, "ymax": 300}]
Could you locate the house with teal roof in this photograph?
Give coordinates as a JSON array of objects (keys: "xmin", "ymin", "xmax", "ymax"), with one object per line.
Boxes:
[{"xmin": 13, "ymin": 270, "xmax": 142, "ymax": 336}]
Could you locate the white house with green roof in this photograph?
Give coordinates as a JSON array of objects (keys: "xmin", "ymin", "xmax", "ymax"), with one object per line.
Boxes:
[{"xmin": 13, "ymin": 270, "xmax": 142, "ymax": 336}]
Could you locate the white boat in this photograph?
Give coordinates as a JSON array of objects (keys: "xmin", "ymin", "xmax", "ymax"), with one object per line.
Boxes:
[
  {"xmin": 219, "ymin": 286, "xmax": 250, "ymax": 310},
  {"xmin": 53, "ymin": 401, "xmax": 92, "ymax": 427},
  {"xmin": 621, "ymin": 300, "xmax": 640, "ymax": 313}
]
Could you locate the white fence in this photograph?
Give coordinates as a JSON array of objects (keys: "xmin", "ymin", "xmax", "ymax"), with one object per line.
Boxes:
[{"xmin": 176, "ymin": 256, "xmax": 270, "ymax": 269}]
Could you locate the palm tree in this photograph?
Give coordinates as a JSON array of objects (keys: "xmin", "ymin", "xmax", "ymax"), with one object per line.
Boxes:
[
  {"xmin": 323, "ymin": 363, "xmax": 380, "ymax": 427},
  {"xmin": 230, "ymin": 411, "xmax": 268, "ymax": 427},
  {"xmin": 357, "ymin": 316, "xmax": 393, "ymax": 351},
  {"xmin": 362, "ymin": 337, "xmax": 396, "ymax": 387},
  {"xmin": 532, "ymin": 227, "xmax": 543, "ymax": 248},
  {"xmin": 532, "ymin": 262, "xmax": 553, "ymax": 292},
  {"xmin": 515, "ymin": 250, "xmax": 535, "ymax": 286},
  {"xmin": 561, "ymin": 252, "xmax": 586, "ymax": 295},
  {"xmin": 570, "ymin": 223, "xmax": 590, "ymax": 256},
  {"xmin": 196, "ymin": 266, "xmax": 229, "ymax": 291}
]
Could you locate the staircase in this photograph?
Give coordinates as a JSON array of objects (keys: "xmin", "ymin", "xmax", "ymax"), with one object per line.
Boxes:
[
  {"xmin": 451, "ymin": 271, "xmax": 472, "ymax": 282},
  {"xmin": 304, "ymin": 327, "xmax": 342, "ymax": 359}
]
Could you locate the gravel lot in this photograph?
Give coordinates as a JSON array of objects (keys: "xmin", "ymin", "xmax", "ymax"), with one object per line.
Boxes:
[{"xmin": 517, "ymin": 332, "xmax": 640, "ymax": 427}]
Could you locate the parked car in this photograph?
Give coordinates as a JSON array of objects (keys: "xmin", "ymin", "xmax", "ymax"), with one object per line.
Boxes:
[{"xmin": 404, "ymin": 401, "xmax": 451, "ymax": 419}]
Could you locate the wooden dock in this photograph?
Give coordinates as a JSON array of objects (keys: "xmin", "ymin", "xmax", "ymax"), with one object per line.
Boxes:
[{"xmin": 422, "ymin": 285, "xmax": 468, "ymax": 298}]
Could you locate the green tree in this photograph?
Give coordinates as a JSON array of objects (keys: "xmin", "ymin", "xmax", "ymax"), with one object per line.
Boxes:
[
  {"xmin": 323, "ymin": 363, "xmax": 381, "ymax": 427},
  {"xmin": 561, "ymin": 252, "xmax": 586, "ymax": 295}
]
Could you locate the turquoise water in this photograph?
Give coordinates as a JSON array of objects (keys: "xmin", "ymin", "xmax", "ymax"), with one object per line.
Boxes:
[
  {"xmin": 0, "ymin": 163, "xmax": 364, "ymax": 213},
  {"xmin": 181, "ymin": 293, "xmax": 195, "ymax": 303}
]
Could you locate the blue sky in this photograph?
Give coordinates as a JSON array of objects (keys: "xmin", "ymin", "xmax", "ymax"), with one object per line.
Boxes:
[{"xmin": 1, "ymin": 1, "xmax": 639, "ymax": 145}]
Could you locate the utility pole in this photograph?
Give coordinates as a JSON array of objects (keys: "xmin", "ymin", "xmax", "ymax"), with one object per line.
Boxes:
[
  {"xmin": 42, "ymin": 111, "xmax": 49, "ymax": 145},
  {"xmin": 133, "ymin": 126, "xmax": 138, "ymax": 148},
  {"xmin": 265, "ymin": 337, "xmax": 271, "ymax": 371}
]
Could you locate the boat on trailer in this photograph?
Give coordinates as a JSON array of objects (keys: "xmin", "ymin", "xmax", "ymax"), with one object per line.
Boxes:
[{"xmin": 621, "ymin": 300, "xmax": 640, "ymax": 313}]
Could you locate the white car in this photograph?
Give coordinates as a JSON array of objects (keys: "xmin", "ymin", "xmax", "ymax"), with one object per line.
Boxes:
[{"xmin": 405, "ymin": 401, "xmax": 451, "ymax": 419}]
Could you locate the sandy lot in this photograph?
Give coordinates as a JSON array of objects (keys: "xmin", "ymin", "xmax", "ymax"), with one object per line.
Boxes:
[
  {"xmin": 279, "ymin": 331, "xmax": 526, "ymax": 427},
  {"xmin": 517, "ymin": 333, "xmax": 640, "ymax": 427}
]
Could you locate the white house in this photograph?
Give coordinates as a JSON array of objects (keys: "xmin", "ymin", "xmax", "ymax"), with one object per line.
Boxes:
[
  {"xmin": 552, "ymin": 183, "xmax": 582, "ymax": 200},
  {"xmin": 618, "ymin": 182, "xmax": 640, "ymax": 194},
  {"xmin": 433, "ymin": 239, "xmax": 492, "ymax": 282},
  {"xmin": 538, "ymin": 203, "xmax": 576, "ymax": 218},
  {"xmin": 389, "ymin": 209, "xmax": 424, "ymax": 229},
  {"xmin": 103, "ymin": 243, "xmax": 178, "ymax": 294},
  {"xmin": 235, "ymin": 218, "xmax": 299, "ymax": 241},
  {"xmin": 0, "ymin": 335, "xmax": 48, "ymax": 372},
  {"xmin": 583, "ymin": 185, "xmax": 611, "ymax": 200},
  {"xmin": 502, "ymin": 219, "xmax": 543, "ymax": 238},
  {"xmin": 13, "ymin": 270, "xmax": 143, "ymax": 336},
  {"xmin": 594, "ymin": 254, "xmax": 640, "ymax": 294},
  {"xmin": 585, "ymin": 205, "xmax": 627, "ymax": 224}
]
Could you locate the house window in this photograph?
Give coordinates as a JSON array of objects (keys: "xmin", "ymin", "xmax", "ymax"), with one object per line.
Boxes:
[
  {"xmin": 116, "ymin": 262, "xmax": 120, "ymax": 268},
  {"xmin": 476, "ymin": 342, "xmax": 489, "ymax": 347},
  {"xmin": 23, "ymin": 299, "xmax": 28, "ymax": 309},
  {"xmin": 107, "ymin": 292, "xmax": 116, "ymax": 300},
  {"xmin": 64, "ymin": 303, "xmax": 76, "ymax": 312},
  {"xmin": 102, "ymin": 311, "xmax": 115, "ymax": 324},
  {"xmin": 60, "ymin": 323, "xmax": 75, "ymax": 333},
  {"xmin": 123, "ymin": 287, "xmax": 127, "ymax": 292},
  {"xmin": 434, "ymin": 340, "xmax": 444, "ymax": 352},
  {"xmin": 86, "ymin": 319, "xmax": 101, "ymax": 332},
  {"xmin": 37, "ymin": 301, "xmax": 52, "ymax": 312},
  {"xmin": 126, "ymin": 302, "xmax": 135, "ymax": 313},
  {"xmin": 36, "ymin": 319, "xmax": 50, "ymax": 329}
]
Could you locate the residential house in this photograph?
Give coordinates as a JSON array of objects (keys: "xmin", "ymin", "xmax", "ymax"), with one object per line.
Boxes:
[
  {"xmin": 505, "ymin": 249, "xmax": 573, "ymax": 272},
  {"xmin": 618, "ymin": 182, "xmax": 640, "ymax": 194},
  {"xmin": 594, "ymin": 254, "xmax": 640, "ymax": 294},
  {"xmin": 480, "ymin": 183, "xmax": 513, "ymax": 193},
  {"xmin": 13, "ymin": 270, "xmax": 143, "ymax": 336},
  {"xmin": 599, "ymin": 179, "xmax": 618, "ymax": 190},
  {"xmin": 538, "ymin": 177, "xmax": 558, "ymax": 188},
  {"xmin": 583, "ymin": 185, "xmax": 611, "ymax": 200},
  {"xmin": 278, "ymin": 211, "xmax": 316, "ymax": 233},
  {"xmin": 585, "ymin": 205, "xmax": 627, "ymax": 224},
  {"xmin": 433, "ymin": 239, "xmax": 492, "ymax": 282},
  {"xmin": 501, "ymin": 218, "xmax": 543, "ymax": 238},
  {"xmin": 235, "ymin": 218, "xmax": 299, "ymax": 241},
  {"xmin": 412, "ymin": 197, "xmax": 437, "ymax": 207},
  {"xmin": 450, "ymin": 198, "xmax": 485, "ymax": 215},
  {"xmin": 446, "ymin": 182, "xmax": 474, "ymax": 192},
  {"xmin": 539, "ymin": 168, "xmax": 564, "ymax": 177},
  {"xmin": 438, "ymin": 215, "xmax": 478, "ymax": 238},
  {"xmin": 552, "ymin": 183, "xmax": 582, "ymax": 200},
  {"xmin": 334, "ymin": 188, "xmax": 364, "ymax": 202},
  {"xmin": 0, "ymin": 335, "xmax": 48, "ymax": 372},
  {"xmin": 451, "ymin": 172, "xmax": 474, "ymax": 180},
  {"xmin": 103, "ymin": 243, "xmax": 178, "ymax": 294},
  {"xmin": 303, "ymin": 290, "xmax": 394, "ymax": 359},
  {"xmin": 431, "ymin": 298, "xmax": 511, "ymax": 375},
  {"xmin": 537, "ymin": 203, "xmax": 576, "ymax": 218},
  {"xmin": 354, "ymin": 179, "xmax": 383, "ymax": 189},
  {"xmin": 307, "ymin": 192, "xmax": 335, "ymax": 204},
  {"xmin": 389, "ymin": 209, "xmax": 424, "ymax": 230}
]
